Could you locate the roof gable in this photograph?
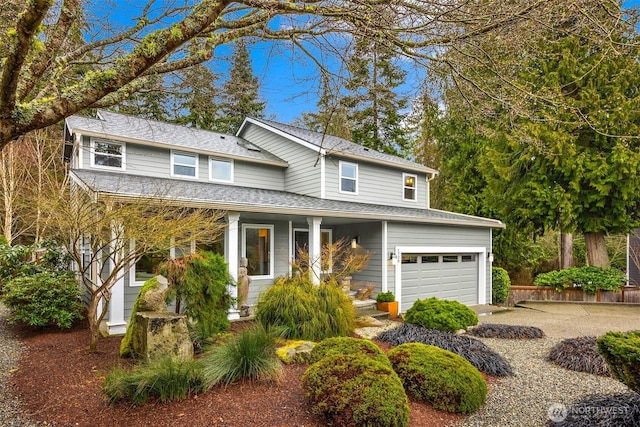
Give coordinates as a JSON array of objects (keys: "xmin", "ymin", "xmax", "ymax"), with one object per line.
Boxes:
[{"xmin": 238, "ymin": 117, "xmax": 438, "ymax": 175}]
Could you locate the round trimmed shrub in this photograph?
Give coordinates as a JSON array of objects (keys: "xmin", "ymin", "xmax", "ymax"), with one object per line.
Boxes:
[
  {"xmin": 302, "ymin": 353, "xmax": 409, "ymax": 427},
  {"xmin": 548, "ymin": 336, "xmax": 610, "ymax": 376},
  {"xmin": 597, "ymin": 331, "xmax": 640, "ymax": 392},
  {"xmin": 308, "ymin": 336, "xmax": 390, "ymax": 366},
  {"xmin": 387, "ymin": 343, "xmax": 487, "ymax": 414},
  {"xmin": 404, "ymin": 297, "xmax": 478, "ymax": 332},
  {"xmin": 255, "ymin": 275, "xmax": 355, "ymax": 341},
  {"xmin": 469, "ymin": 323, "xmax": 544, "ymax": 339},
  {"xmin": 492, "ymin": 267, "xmax": 511, "ymax": 305},
  {"xmin": 3, "ymin": 272, "xmax": 83, "ymax": 329}
]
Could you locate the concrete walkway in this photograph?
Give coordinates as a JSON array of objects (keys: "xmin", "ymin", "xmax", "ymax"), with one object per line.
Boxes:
[{"xmin": 473, "ymin": 301, "xmax": 640, "ymax": 338}]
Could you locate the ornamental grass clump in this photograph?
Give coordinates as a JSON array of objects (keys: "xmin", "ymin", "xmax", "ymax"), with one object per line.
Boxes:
[
  {"xmin": 307, "ymin": 336, "xmax": 391, "ymax": 366},
  {"xmin": 103, "ymin": 357, "xmax": 205, "ymax": 405},
  {"xmin": 597, "ymin": 330, "xmax": 640, "ymax": 392},
  {"xmin": 469, "ymin": 323, "xmax": 545, "ymax": 339},
  {"xmin": 404, "ymin": 297, "xmax": 478, "ymax": 332},
  {"xmin": 375, "ymin": 323, "xmax": 513, "ymax": 376},
  {"xmin": 255, "ymin": 275, "xmax": 355, "ymax": 341},
  {"xmin": 548, "ymin": 336, "xmax": 610, "ymax": 376},
  {"xmin": 387, "ymin": 343, "xmax": 487, "ymax": 414},
  {"xmin": 201, "ymin": 324, "xmax": 283, "ymax": 387},
  {"xmin": 302, "ymin": 353, "xmax": 410, "ymax": 427}
]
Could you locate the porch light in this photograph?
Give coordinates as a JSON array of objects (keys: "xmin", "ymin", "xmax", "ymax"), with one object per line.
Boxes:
[{"xmin": 351, "ymin": 237, "xmax": 359, "ymax": 249}]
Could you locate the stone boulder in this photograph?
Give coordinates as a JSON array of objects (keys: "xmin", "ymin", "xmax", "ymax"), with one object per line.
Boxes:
[
  {"xmin": 137, "ymin": 275, "xmax": 170, "ymax": 312},
  {"xmin": 132, "ymin": 312, "xmax": 193, "ymax": 361}
]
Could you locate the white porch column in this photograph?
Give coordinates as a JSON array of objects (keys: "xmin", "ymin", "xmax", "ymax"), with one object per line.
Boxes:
[
  {"xmin": 107, "ymin": 225, "xmax": 126, "ymax": 335},
  {"xmin": 307, "ymin": 217, "xmax": 322, "ymax": 285},
  {"xmin": 227, "ymin": 212, "xmax": 240, "ymax": 320}
]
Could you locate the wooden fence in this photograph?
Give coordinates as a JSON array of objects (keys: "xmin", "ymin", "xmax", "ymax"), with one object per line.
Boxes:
[{"xmin": 507, "ymin": 286, "xmax": 640, "ymax": 306}]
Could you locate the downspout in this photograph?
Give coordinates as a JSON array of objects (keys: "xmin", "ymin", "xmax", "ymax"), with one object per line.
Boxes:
[{"xmin": 426, "ymin": 171, "xmax": 439, "ymax": 209}]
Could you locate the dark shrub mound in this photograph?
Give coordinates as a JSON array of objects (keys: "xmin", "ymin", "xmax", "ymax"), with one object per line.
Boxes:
[
  {"xmin": 375, "ymin": 323, "xmax": 513, "ymax": 376},
  {"xmin": 545, "ymin": 393, "xmax": 640, "ymax": 427},
  {"xmin": 404, "ymin": 297, "xmax": 478, "ymax": 332},
  {"xmin": 597, "ymin": 331, "xmax": 640, "ymax": 392},
  {"xmin": 469, "ymin": 323, "xmax": 545, "ymax": 339},
  {"xmin": 302, "ymin": 353, "xmax": 409, "ymax": 427},
  {"xmin": 307, "ymin": 336, "xmax": 390, "ymax": 366},
  {"xmin": 388, "ymin": 343, "xmax": 487, "ymax": 414},
  {"xmin": 548, "ymin": 336, "xmax": 610, "ymax": 376}
]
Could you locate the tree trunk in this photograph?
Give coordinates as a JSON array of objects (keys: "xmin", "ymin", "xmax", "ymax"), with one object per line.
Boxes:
[
  {"xmin": 585, "ymin": 231, "xmax": 610, "ymax": 267},
  {"xmin": 560, "ymin": 232, "xmax": 574, "ymax": 269},
  {"xmin": 87, "ymin": 297, "xmax": 100, "ymax": 352}
]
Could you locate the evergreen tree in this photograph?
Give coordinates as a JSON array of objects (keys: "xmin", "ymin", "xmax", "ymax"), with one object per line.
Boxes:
[
  {"xmin": 173, "ymin": 63, "xmax": 219, "ymax": 130},
  {"xmin": 341, "ymin": 35, "xmax": 410, "ymax": 157},
  {"xmin": 216, "ymin": 40, "xmax": 265, "ymax": 134},
  {"xmin": 298, "ymin": 78, "xmax": 352, "ymax": 141}
]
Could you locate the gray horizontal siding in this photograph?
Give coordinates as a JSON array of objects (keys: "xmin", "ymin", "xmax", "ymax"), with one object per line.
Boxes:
[
  {"xmin": 324, "ymin": 156, "xmax": 428, "ymax": 208},
  {"xmin": 335, "ymin": 223, "xmax": 383, "ymax": 294},
  {"xmin": 240, "ymin": 124, "xmax": 321, "ymax": 197},
  {"xmin": 80, "ymin": 136, "xmax": 285, "ymax": 191}
]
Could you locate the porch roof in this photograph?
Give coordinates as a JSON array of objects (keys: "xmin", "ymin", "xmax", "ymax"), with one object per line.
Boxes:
[{"xmin": 70, "ymin": 169, "xmax": 504, "ymax": 229}]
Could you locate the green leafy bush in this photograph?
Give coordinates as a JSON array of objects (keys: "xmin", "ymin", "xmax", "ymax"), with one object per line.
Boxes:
[
  {"xmin": 201, "ymin": 324, "xmax": 283, "ymax": 387},
  {"xmin": 597, "ymin": 331, "xmax": 640, "ymax": 392},
  {"xmin": 492, "ymin": 267, "xmax": 511, "ymax": 305},
  {"xmin": 534, "ymin": 266, "xmax": 626, "ymax": 294},
  {"xmin": 302, "ymin": 353, "xmax": 409, "ymax": 427},
  {"xmin": 3, "ymin": 272, "xmax": 83, "ymax": 329},
  {"xmin": 387, "ymin": 343, "xmax": 487, "ymax": 414},
  {"xmin": 255, "ymin": 275, "xmax": 355, "ymax": 341},
  {"xmin": 103, "ymin": 357, "xmax": 205, "ymax": 405},
  {"xmin": 376, "ymin": 291, "xmax": 395, "ymax": 303},
  {"xmin": 404, "ymin": 297, "xmax": 478, "ymax": 332},
  {"xmin": 307, "ymin": 336, "xmax": 391, "ymax": 366}
]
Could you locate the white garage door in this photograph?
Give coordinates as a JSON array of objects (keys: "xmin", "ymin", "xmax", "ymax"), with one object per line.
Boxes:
[{"xmin": 401, "ymin": 253, "xmax": 478, "ymax": 312}]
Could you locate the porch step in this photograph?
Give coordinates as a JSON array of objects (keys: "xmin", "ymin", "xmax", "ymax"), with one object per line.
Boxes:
[
  {"xmin": 356, "ymin": 309, "xmax": 390, "ymax": 321},
  {"xmin": 352, "ymin": 298, "xmax": 390, "ymax": 320}
]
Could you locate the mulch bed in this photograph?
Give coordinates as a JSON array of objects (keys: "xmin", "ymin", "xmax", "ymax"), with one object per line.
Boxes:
[{"xmin": 8, "ymin": 320, "xmax": 467, "ymax": 427}]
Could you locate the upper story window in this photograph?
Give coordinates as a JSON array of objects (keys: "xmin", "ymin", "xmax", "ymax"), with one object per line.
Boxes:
[
  {"xmin": 209, "ymin": 157, "xmax": 233, "ymax": 183},
  {"xmin": 403, "ymin": 173, "xmax": 417, "ymax": 201},
  {"xmin": 340, "ymin": 161, "xmax": 358, "ymax": 194},
  {"xmin": 172, "ymin": 151, "xmax": 198, "ymax": 178},
  {"xmin": 91, "ymin": 138, "xmax": 125, "ymax": 170}
]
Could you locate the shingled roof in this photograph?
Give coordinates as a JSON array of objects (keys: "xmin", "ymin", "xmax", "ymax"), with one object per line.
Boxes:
[
  {"xmin": 65, "ymin": 110, "xmax": 288, "ymax": 167},
  {"xmin": 239, "ymin": 117, "xmax": 438, "ymax": 175},
  {"xmin": 70, "ymin": 169, "xmax": 504, "ymax": 229}
]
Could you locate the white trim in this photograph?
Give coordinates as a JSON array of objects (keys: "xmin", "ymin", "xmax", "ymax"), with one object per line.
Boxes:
[
  {"xmin": 402, "ymin": 173, "xmax": 418, "ymax": 202},
  {"xmin": 90, "ymin": 137, "xmax": 126, "ymax": 171},
  {"xmin": 209, "ymin": 156, "xmax": 234, "ymax": 183},
  {"xmin": 381, "ymin": 221, "xmax": 388, "ymax": 293},
  {"xmin": 394, "ymin": 246, "xmax": 488, "ymax": 311},
  {"xmin": 293, "ymin": 227, "xmax": 333, "ymax": 273},
  {"xmin": 171, "ymin": 150, "xmax": 199, "ymax": 179},
  {"xmin": 239, "ymin": 117, "xmax": 327, "ymax": 155},
  {"xmin": 76, "ymin": 133, "xmax": 83, "ymax": 169},
  {"xmin": 107, "ymin": 223, "xmax": 126, "ymax": 334},
  {"xmin": 339, "ymin": 161, "xmax": 358, "ymax": 195},
  {"xmin": 241, "ymin": 223, "xmax": 275, "ymax": 280},
  {"xmin": 227, "ymin": 213, "xmax": 240, "ymax": 320},
  {"xmin": 320, "ymin": 155, "xmax": 326, "ymax": 199},
  {"xmin": 306, "ymin": 217, "xmax": 323, "ymax": 284},
  {"xmin": 288, "ymin": 221, "xmax": 293, "ymax": 276}
]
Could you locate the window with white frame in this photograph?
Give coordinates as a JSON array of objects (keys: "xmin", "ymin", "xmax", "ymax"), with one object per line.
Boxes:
[
  {"xmin": 209, "ymin": 157, "xmax": 233, "ymax": 182},
  {"xmin": 403, "ymin": 173, "xmax": 417, "ymax": 201},
  {"xmin": 293, "ymin": 228, "xmax": 333, "ymax": 272},
  {"xmin": 133, "ymin": 249, "xmax": 170, "ymax": 284},
  {"xmin": 340, "ymin": 161, "xmax": 358, "ymax": 193},
  {"xmin": 91, "ymin": 138, "xmax": 125, "ymax": 169},
  {"xmin": 172, "ymin": 151, "xmax": 198, "ymax": 178},
  {"xmin": 242, "ymin": 224, "xmax": 274, "ymax": 278}
]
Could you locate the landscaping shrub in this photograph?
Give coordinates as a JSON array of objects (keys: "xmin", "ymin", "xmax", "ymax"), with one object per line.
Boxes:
[
  {"xmin": 375, "ymin": 323, "xmax": 513, "ymax": 376},
  {"xmin": 275, "ymin": 339, "xmax": 315, "ymax": 364},
  {"xmin": 307, "ymin": 336, "xmax": 391, "ymax": 366},
  {"xmin": 469, "ymin": 323, "xmax": 545, "ymax": 339},
  {"xmin": 375, "ymin": 291, "xmax": 395, "ymax": 303},
  {"xmin": 548, "ymin": 336, "xmax": 610, "ymax": 376},
  {"xmin": 534, "ymin": 266, "xmax": 626, "ymax": 294},
  {"xmin": 387, "ymin": 343, "xmax": 487, "ymax": 414},
  {"xmin": 3, "ymin": 272, "xmax": 83, "ymax": 329},
  {"xmin": 103, "ymin": 356, "xmax": 205, "ymax": 405},
  {"xmin": 545, "ymin": 393, "xmax": 640, "ymax": 427},
  {"xmin": 597, "ymin": 331, "xmax": 640, "ymax": 392},
  {"xmin": 255, "ymin": 275, "xmax": 355, "ymax": 341},
  {"xmin": 201, "ymin": 324, "xmax": 283, "ymax": 387},
  {"xmin": 302, "ymin": 353, "xmax": 409, "ymax": 427},
  {"xmin": 492, "ymin": 267, "xmax": 511, "ymax": 305},
  {"xmin": 404, "ymin": 297, "xmax": 478, "ymax": 332}
]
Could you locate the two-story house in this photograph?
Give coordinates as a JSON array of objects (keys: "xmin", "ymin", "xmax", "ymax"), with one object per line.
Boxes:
[{"xmin": 64, "ymin": 110, "xmax": 504, "ymax": 335}]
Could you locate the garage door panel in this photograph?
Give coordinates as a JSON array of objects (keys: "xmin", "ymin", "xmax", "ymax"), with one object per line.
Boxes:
[{"xmin": 401, "ymin": 253, "xmax": 478, "ymax": 312}]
